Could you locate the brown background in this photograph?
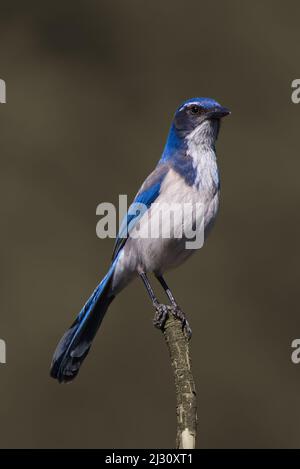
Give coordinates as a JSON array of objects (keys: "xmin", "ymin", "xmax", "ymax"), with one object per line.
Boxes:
[{"xmin": 0, "ymin": 0, "xmax": 299, "ymax": 448}]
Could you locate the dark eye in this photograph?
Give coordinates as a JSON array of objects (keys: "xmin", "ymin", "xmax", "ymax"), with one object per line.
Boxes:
[{"xmin": 189, "ymin": 105, "xmax": 201, "ymax": 115}]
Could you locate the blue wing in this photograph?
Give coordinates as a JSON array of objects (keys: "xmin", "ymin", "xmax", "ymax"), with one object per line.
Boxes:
[{"xmin": 112, "ymin": 163, "xmax": 169, "ymax": 260}]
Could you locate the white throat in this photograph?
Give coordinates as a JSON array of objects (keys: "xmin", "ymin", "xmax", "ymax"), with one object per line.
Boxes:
[{"xmin": 186, "ymin": 120, "xmax": 219, "ymax": 191}]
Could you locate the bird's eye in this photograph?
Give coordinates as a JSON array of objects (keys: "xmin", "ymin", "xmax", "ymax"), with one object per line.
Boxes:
[{"xmin": 189, "ymin": 105, "xmax": 201, "ymax": 115}]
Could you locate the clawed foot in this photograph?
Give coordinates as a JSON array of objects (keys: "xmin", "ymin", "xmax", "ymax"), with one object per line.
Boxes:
[
  {"xmin": 172, "ymin": 306, "xmax": 192, "ymax": 339},
  {"xmin": 153, "ymin": 303, "xmax": 192, "ymax": 339},
  {"xmin": 153, "ymin": 303, "xmax": 170, "ymax": 330}
]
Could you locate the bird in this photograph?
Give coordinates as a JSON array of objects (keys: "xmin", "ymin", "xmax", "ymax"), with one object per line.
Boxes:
[{"xmin": 50, "ymin": 97, "xmax": 230, "ymax": 383}]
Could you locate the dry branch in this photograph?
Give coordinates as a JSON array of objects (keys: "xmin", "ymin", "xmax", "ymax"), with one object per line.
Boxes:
[{"xmin": 162, "ymin": 309, "xmax": 197, "ymax": 449}]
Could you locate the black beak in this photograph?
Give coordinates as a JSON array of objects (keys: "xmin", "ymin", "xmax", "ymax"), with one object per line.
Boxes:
[{"xmin": 207, "ymin": 106, "xmax": 231, "ymax": 119}]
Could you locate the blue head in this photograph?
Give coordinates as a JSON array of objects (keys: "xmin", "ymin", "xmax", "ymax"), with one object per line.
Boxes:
[
  {"xmin": 162, "ymin": 97, "xmax": 230, "ymax": 160},
  {"xmin": 173, "ymin": 97, "xmax": 230, "ymax": 135}
]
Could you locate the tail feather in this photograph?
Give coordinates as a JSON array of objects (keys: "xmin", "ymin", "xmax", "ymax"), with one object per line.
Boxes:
[{"xmin": 50, "ymin": 263, "xmax": 116, "ymax": 383}]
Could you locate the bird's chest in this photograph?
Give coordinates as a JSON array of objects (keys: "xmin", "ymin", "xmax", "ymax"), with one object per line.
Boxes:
[
  {"xmin": 129, "ymin": 168, "xmax": 219, "ymax": 274},
  {"xmin": 191, "ymin": 148, "xmax": 220, "ymax": 231},
  {"xmin": 146, "ymin": 165, "xmax": 219, "ymax": 240},
  {"xmin": 188, "ymin": 141, "xmax": 219, "ymax": 195}
]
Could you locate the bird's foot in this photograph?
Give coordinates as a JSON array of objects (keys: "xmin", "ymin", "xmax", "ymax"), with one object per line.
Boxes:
[
  {"xmin": 153, "ymin": 303, "xmax": 170, "ymax": 330},
  {"xmin": 171, "ymin": 306, "xmax": 192, "ymax": 340},
  {"xmin": 153, "ymin": 303, "xmax": 192, "ymax": 339}
]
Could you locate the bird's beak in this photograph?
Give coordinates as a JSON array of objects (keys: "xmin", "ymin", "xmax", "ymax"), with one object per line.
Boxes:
[{"xmin": 207, "ymin": 106, "xmax": 231, "ymax": 119}]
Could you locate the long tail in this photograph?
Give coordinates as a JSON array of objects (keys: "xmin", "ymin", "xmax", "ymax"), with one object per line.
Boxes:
[{"xmin": 50, "ymin": 261, "xmax": 117, "ymax": 383}]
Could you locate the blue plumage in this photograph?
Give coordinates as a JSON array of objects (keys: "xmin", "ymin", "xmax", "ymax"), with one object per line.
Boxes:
[
  {"xmin": 50, "ymin": 97, "xmax": 230, "ymax": 382},
  {"xmin": 51, "ymin": 257, "xmax": 119, "ymax": 382},
  {"xmin": 112, "ymin": 166, "xmax": 168, "ymax": 260}
]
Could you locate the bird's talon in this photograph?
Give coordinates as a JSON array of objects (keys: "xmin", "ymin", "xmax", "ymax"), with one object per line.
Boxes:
[
  {"xmin": 153, "ymin": 304, "xmax": 169, "ymax": 330},
  {"xmin": 153, "ymin": 303, "xmax": 192, "ymax": 339},
  {"xmin": 171, "ymin": 306, "xmax": 192, "ymax": 340}
]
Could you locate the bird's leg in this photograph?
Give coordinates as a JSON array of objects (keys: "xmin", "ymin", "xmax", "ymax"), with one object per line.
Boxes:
[
  {"xmin": 139, "ymin": 272, "xmax": 171, "ymax": 331},
  {"xmin": 156, "ymin": 275, "xmax": 192, "ymax": 339}
]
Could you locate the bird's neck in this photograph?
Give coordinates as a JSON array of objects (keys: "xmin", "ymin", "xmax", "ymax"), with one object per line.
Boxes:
[
  {"xmin": 186, "ymin": 121, "xmax": 220, "ymax": 191},
  {"xmin": 161, "ymin": 124, "xmax": 186, "ymax": 161},
  {"xmin": 161, "ymin": 121, "xmax": 219, "ymax": 190}
]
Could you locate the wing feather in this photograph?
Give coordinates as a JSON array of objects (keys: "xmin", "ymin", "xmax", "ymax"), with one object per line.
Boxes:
[{"xmin": 111, "ymin": 163, "xmax": 169, "ymax": 260}]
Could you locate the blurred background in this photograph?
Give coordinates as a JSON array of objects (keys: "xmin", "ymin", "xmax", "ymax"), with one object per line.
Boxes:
[{"xmin": 0, "ymin": 0, "xmax": 300, "ymax": 448}]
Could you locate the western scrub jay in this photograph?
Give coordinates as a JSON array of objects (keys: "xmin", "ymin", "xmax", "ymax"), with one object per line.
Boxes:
[{"xmin": 51, "ymin": 97, "xmax": 230, "ymax": 383}]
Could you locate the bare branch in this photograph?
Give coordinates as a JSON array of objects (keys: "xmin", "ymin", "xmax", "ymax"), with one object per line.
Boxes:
[{"xmin": 162, "ymin": 309, "xmax": 197, "ymax": 449}]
